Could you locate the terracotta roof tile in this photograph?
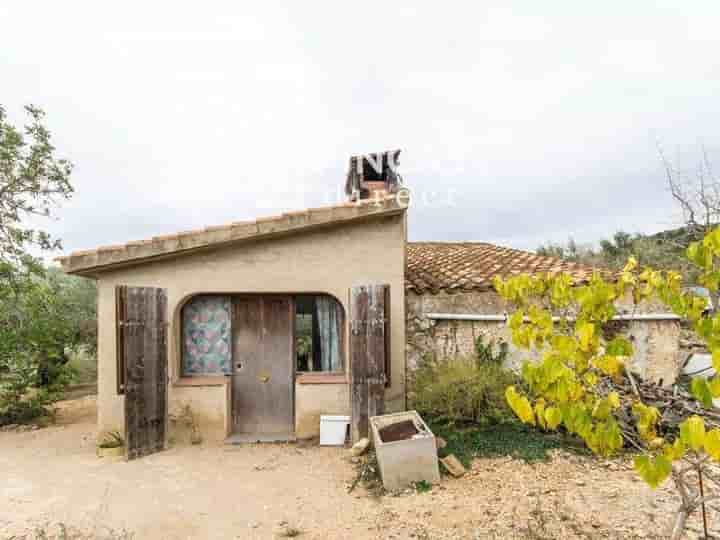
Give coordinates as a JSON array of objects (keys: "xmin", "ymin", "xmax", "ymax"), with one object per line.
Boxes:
[
  {"xmin": 406, "ymin": 242, "xmax": 601, "ymax": 294},
  {"xmin": 58, "ymin": 195, "xmax": 407, "ymax": 275}
]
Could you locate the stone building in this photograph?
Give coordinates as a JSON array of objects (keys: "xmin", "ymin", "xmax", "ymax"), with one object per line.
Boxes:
[{"xmin": 405, "ymin": 242, "xmax": 684, "ymax": 386}]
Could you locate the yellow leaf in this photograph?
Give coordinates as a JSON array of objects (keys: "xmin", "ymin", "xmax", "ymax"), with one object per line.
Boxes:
[
  {"xmin": 649, "ymin": 437, "xmax": 665, "ymax": 450},
  {"xmin": 608, "ymin": 392, "xmax": 620, "ymax": 409},
  {"xmin": 585, "ymin": 418, "xmax": 623, "ymax": 457},
  {"xmin": 594, "ymin": 355, "xmax": 624, "ymax": 377},
  {"xmin": 633, "ymin": 402, "xmax": 660, "ymax": 442},
  {"xmin": 509, "ymin": 310, "xmax": 524, "ymax": 331},
  {"xmin": 505, "ymin": 386, "xmax": 535, "ymax": 426},
  {"xmin": 583, "ymin": 372, "xmax": 598, "ymax": 387},
  {"xmin": 680, "ymin": 416, "xmax": 706, "ymax": 451},
  {"xmin": 545, "ymin": 407, "xmax": 562, "ymax": 430},
  {"xmin": 662, "ymin": 438, "xmax": 686, "ymax": 461},
  {"xmin": 634, "ymin": 454, "xmax": 671, "ymax": 489},
  {"xmin": 592, "ymin": 398, "xmax": 612, "ymax": 420},
  {"xmin": 577, "ymin": 323, "xmax": 596, "ymax": 352},
  {"xmin": 691, "ymin": 377, "xmax": 714, "ymax": 408},
  {"xmin": 623, "ymin": 257, "xmax": 638, "ymax": 273},
  {"xmin": 713, "ymin": 350, "xmax": 720, "ymax": 373},
  {"xmin": 534, "ymin": 400, "xmax": 547, "ymax": 430},
  {"xmin": 710, "ymin": 376, "xmax": 720, "ymax": 398},
  {"xmin": 705, "ymin": 429, "xmax": 720, "ymax": 460}
]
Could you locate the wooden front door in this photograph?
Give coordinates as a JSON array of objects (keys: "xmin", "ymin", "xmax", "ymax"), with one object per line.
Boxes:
[{"xmin": 231, "ymin": 296, "xmax": 294, "ymax": 439}]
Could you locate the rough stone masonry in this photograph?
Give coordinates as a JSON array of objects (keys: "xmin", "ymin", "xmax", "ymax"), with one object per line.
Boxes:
[{"xmin": 406, "ymin": 288, "xmax": 683, "ymax": 386}]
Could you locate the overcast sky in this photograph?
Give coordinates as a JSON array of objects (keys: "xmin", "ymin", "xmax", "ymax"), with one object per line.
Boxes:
[{"xmin": 2, "ymin": 2, "xmax": 719, "ymax": 256}]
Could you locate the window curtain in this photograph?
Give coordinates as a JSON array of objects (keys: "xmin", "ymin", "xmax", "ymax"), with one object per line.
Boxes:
[
  {"xmin": 315, "ymin": 296, "xmax": 342, "ymax": 371},
  {"xmin": 182, "ymin": 296, "xmax": 232, "ymax": 376}
]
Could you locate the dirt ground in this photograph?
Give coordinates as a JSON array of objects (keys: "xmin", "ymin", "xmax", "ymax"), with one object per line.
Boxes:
[{"xmin": 1, "ymin": 397, "xmax": 717, "ymax": 540}]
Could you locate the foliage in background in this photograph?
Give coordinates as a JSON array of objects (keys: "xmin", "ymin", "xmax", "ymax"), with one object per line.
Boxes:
[
  {"xmin": 410, "ymin": 336, "xmax": 517, "ymax": 426},
  {"xmin": 537, "ymin": 148, "xmax": 718, "ymax": 286},
  {"xmin": 0, "ymin": 269, "xmax": 96, "ymax": 372},
  {"xmin": 537, "ymin": 229, "xmax": 700, "ymax": 284},
  {"xmin": 0, "ymin": 350, "xmax": 72, "ymax": 425},
  {"xmin": 0, "ymin": 104, "xmax": 73, "ymax": 279},
  {"xmin": 65, "ymin": 347, "xmax": 98, "ymax": 386},
  {"xmin": 0, "ymin": 104, "xmax": 85, "ymax": 426},
  {"xmin": 496, "ymin": 226, "xmax": 720, "ymax": 539},
  {"xmin": 0, "ymin": 266, "xmax": 95, "ymax": 424}
]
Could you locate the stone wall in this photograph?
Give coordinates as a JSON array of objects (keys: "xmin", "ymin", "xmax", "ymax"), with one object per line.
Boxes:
[{"xmin": 406, "ymin": 290, "xmax": 684, "ymax": 385}]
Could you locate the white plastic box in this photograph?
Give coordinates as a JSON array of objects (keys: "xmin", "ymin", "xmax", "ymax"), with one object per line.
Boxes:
[
  {"xmin": 370, "ymin": 410, "xmax": 441, "ymax": 491},
  {"xmin": 319, "ymin": 415, "xmax": 350, "ymax": 446}
]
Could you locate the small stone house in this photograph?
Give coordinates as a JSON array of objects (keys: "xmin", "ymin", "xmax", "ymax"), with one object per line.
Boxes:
[{"xmin": 58, "ymin": 151, "xmax": 685, "ymax": 457}]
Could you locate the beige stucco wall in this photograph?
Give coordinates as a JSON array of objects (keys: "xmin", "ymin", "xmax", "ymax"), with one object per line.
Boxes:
[
  {"xmin": 295, "ymin": 382, "xmax": 350, "ymax": 439},
  {"xmin": 169, "ymin": 384, "xmax": 230, "ymax": 442},
  {"xmin": 406, "ymin": 290, "xmax": 684, "ymax": 386},
  {"xmin": 95, "ymin": 213, "xmax": 406, "ymax": 441}
]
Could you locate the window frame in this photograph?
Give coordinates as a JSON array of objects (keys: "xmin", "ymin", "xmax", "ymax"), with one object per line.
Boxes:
[{"xmin": 294, "ymin": 293, "xmax": 346, "ymax": 375}]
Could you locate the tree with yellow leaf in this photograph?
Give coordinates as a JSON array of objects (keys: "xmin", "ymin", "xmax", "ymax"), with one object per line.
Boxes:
[{"xmin": 495, "ymin": 227, "xmax": 720, "ymax": 539}]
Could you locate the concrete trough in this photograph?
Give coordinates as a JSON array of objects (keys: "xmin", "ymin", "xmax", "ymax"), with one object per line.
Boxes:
[{"xmin": 370, "ymin": 410, "xmax": 441, "ymax": 491}]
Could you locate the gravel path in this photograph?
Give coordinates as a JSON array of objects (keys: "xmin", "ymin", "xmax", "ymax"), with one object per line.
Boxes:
[{"xmin": 1, "ymin": 397, "xmax": 715, "ymax": 539}]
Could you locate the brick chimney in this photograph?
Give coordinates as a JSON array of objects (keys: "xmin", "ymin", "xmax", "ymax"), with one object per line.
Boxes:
[{"xmin": 345, "ymin": 150, "xmax": 402, "ymax": 202}]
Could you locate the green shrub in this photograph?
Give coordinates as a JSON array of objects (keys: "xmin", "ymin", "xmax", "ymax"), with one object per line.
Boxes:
[
  {"xmin": 431, "ymin": 421, "xmax": 588, "ymax": 465},
  {"xmin": 0, "ymin": 352, "xmax": 72, "ymax": 426},
  {"xmin": 410, "ymin": 352, "xmax": 519, "ymax": 426},
  {"xmin": 475, "ymin": 334, "xmax": 508, "ymax": 364}
]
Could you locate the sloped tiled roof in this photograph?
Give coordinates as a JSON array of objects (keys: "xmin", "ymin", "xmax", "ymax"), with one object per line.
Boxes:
[
  {"xmin": 58, "ymin": 195, "xmax": 601, "ymax": 291},
  {"xmin": 59, "ymin": 195, "xmax": 407, "ymax": 276},
  {"xmin": 406, "ymin": 242, "xmax": 599, "ymax": 294}
]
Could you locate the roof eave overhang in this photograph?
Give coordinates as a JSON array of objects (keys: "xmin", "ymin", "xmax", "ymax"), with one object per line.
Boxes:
[{"xmin": 59, "ymin": 198, "xmax": 407, "ymax": 278}]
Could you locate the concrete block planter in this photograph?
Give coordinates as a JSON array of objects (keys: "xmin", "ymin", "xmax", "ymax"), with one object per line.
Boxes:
[{"xmin": 370, "ymin": 410, "xmax": 440, "ymax": 491}]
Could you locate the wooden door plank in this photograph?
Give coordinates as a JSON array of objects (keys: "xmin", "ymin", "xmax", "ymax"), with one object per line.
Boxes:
[
  {"xmin": 232, "ymin": 297, "xmax": 263, "ymax": 434},
  {"xmin": 262, "ymin": 296, "xmax": 294, "ymax": 434},
  {"xmin": 123, "ymin": 287, "xmax": 167, "ymax": 460},
  {"xmin": 156, "ymin": 289, "xmax": 168, "ymax": 451},
  {"xmin": 367, "ymin": 285, "xmax": 386, "ymax": 420},
  {"xmin": 350, "ymin": 284, "xmax": 388, "ymax": 443}
]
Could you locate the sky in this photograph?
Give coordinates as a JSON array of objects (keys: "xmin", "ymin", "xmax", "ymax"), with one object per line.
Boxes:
[{"xmin": 2, "ymin": 1, "xmax": 720, "ymax": 256}]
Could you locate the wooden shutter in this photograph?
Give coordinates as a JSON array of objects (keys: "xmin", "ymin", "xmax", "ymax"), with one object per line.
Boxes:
[
  {"xmin": 350, "ymin": 284, "xmax": 388, "ymax": 442},
  {"xmin": 384, "ymin": 286, "xmax": 391, "ymax": 387},
  {"xmin": 118, "ymin": 286, "xmax": 168, "ymax": 460},
  {"xmin": 116, "ymin": 287, "xmax": 127, "ymax": 394}
]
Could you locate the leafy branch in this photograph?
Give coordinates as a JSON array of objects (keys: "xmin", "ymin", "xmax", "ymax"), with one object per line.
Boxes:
[
  {"xmin": 495, "ymin": 227, "xmax": 720, "ymax": 539},
  {"xmin": 0, "ymin": 104, "xmax": 73, "ymax": 278}
]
